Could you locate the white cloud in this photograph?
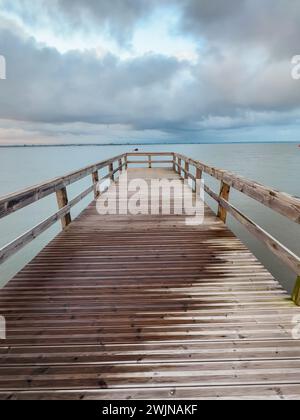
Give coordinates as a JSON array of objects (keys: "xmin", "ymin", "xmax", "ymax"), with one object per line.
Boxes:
[{"xmin": 0, "ymin": 0, "xmax": 300, "ymax": 144}]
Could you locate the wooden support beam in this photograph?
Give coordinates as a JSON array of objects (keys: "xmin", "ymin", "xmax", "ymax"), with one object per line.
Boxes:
[
  {"xmin": 173, "ymin": 154, "xmax": 177, "ymax": 173},
  {"xmin": 218, "ymin": 181, "xmax": 231, "ymax": 223},
  {"xmin": 109, "ymin": 163, "xmax": 114, "ymax": 182},
  {"xmin": 292, "ymin": 276, "xmax": 300, "ymax": 306},
  {"xmin": 55, "ymin": 188, "xmax": 71, "ymax": 229},
  {"xmin": 185, "ymin": 161, "xmax": 189, "ymax": 180},
  {"xmin": 92, "ymin": 171, "xmax": 100, "ymax": 199},
  {"xmin": 178, "ymin": 158, "xmax": 182, "ymax": 178},
  {"xmin": 194, "ymin": 167, "xmax": 203, "ymax": 193},
  {"xmin": 118, "ymin": 159, "xmax": 123, "ymax": 174}
]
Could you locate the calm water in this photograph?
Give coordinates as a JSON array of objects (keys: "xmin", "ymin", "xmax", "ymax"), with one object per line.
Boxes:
[{"xmin": 0, "ymin": 143, "xmax": 299, "ymax": 293}]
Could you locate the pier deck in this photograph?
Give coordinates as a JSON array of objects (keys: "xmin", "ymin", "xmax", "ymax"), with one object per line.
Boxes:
[{"xmin": 0, "ymin": 167, "xmax": 300, "ymax": 400}]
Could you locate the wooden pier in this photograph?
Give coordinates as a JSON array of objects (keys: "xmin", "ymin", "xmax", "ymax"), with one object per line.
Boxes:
[{"xmin": 0, "ymin": 152, "xmax": 300, "ymax": 400}]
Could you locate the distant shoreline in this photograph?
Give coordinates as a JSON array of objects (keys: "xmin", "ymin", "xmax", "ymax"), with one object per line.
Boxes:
[{"xmin": 0, "ymin": 142, "xmax": 299, "ymax": 148}]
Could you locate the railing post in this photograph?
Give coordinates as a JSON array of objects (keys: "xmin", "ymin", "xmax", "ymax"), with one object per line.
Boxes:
[
  {"xmin": 56, "ymin": 187, "xmax": 71, "ymax": 229},
  {"xmin": 218, "ymin": 181, "xmax": 231, "ymax": 223},
  {"xmin": 185, "ymin": 161, "xmax": 189, "ymax": 180},
  {"xmin": 173, "ymin": 154, "xmax": 176, "ymax": 172},
  {"xmin": 109, "ymin": 163, "xmax": 114, "ymax": 182},
  {"xmin": 92, "ymin": 171, "xmax": 100, "ymax": 199},
  {"xmin": 178, "ymin": 158, "xmax": 182, "ymax": 178},
  {"xmin": 118, "ymin": 158, "xmax": 123, "ymax": 174},
  {"xmin": 194, "ymin": 167, "xmax": 203, "ymax": 193},
  {"xmin": 125, "ymin": 155, "xmax": 128, "ymax": 170},
  {"xmin": 148, "ymin": 155, "xmax": 152, "ymax": 169},
  {"xmin": 292, "ymin": 276, "xmax": 300, "ymax": 306}
]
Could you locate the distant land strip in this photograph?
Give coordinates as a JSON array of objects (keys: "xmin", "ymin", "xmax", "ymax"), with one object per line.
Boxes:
[{"xmin": 0, "ymin": 141, "xmax": 299, "ymax": 147}]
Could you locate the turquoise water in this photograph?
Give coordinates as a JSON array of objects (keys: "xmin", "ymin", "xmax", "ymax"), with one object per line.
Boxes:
[{"xmin": 0, "ymin": 143, "xmax": 299, "ymax": 293}]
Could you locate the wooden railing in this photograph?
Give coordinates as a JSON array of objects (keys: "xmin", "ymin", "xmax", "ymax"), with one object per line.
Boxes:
[
  {"xmin": 0, "ymin": 151, "xmax": 299, "ymax": 305},
  {"xmin": 0, "ymin": 154, "xmax": 126, "ymax": 265},
  {"xmin": 172, "ymin": 152, "xmax": 300, "ymax": 306}
]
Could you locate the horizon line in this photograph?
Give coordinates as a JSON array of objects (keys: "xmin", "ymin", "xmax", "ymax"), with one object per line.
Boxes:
[{"xmin": 0, "ymin": 141, "xmax": 300, "ymax": 147}]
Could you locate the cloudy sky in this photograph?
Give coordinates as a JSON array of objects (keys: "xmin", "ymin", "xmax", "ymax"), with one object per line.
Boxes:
[{"xmin": 0, "ymin": 0, "xmax": 299, "ymax": 144}]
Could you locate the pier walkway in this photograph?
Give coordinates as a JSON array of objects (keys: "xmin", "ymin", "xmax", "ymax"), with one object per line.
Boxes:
[{"xmin": 0, "ymin": 153, "xmax": 300, "ymax": 399}]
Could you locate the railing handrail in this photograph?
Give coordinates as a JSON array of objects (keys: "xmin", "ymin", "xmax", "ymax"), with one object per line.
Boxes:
[
  {"xmin": 0, "ymin": 153, "xmax": 126, "ymax": 220},
  {"xmin": 174, "ymin": 152, "xmax": 300, "ymax": 225}
]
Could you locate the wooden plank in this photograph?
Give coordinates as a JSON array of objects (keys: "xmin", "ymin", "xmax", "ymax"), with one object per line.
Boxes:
[
  {"xmin": 0, "ymin": 384, "xmax": 299, "ymax": 400},
  {"xmin": 126, "ymin": 153, "xmax": 173, "ymax": 157},
  {"xmin": 55, "ymin": 188, "xmax": 71, "ymax": 229},
  {"xmin": 126, "ymin": 160, "xmax": 173, "ymax": 165},
  {"xmin": 0, "ymin": 168, "xmax": 299, "ymax": 400},
  {"xmin": 175, "ymin": 153, "xmax": 300, "ymax": 224}
]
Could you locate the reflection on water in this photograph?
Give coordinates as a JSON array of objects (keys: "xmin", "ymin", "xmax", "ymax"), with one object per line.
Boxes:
[{"xmin": 0, "ymin": 143, "xmax": 299, "ymax": 292}]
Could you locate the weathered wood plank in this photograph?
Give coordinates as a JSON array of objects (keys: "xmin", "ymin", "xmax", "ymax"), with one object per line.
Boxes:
[{"xmin": 0, "ymin": 167, "xmax": 299, "ymax": 400}]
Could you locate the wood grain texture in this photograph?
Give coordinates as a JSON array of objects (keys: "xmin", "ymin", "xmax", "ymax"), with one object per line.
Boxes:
[
  {"xmin": 0, "ymin": 154, "xmax": 124, "ymax": 220},
  {"xmin": 217, "ymin": 182, "xmax": 231, "ymax": 223},
  {"xmin": 204, "ymin": 184, "xmax": 300, "ymax": 277},
  {"xmin": 56, "ymin": 188, "xmax": 71, "ymax": 229},
  {"xmin": 174, "ymin": 153, "xmax": 300, "ymax": 224},
  {"xmin": 0, "ymin": 168, "xmax": 299, "ymax": 400}
]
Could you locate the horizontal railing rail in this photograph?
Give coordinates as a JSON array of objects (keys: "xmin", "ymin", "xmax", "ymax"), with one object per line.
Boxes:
[
  {"xmin": 0, "ymin": 154, "xmax": 125, "ymax": 220},
  {"xmin": 0, "ymin": 153, "xmax": 126, "ymax": 265},
  {"xmin": 0, "ymin": 151, "xmax": 299, "ymax": 305},
  {"xmin": 174, "ymin": 153, "xmax": 300, "ymax": 224}
]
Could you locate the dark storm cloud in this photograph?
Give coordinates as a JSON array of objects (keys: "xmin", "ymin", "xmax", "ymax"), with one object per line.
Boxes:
[
  {"xmin": 56, "ymin": 0, "xmax": 159, "ymax": 44},
  {"xmin": 177, "ymin": 0, "xmax": 300, "ymax": 58},
  {"xmin": 1, "ymin": 0, "xmax": 159, "ymax": 45},
  {"xmin": 0, "ymin": 0, "xmax": 300, "ymax": 138},
  {"xmin": 0, "ymin": 29, "xmax": 186, "ymax": 128}
]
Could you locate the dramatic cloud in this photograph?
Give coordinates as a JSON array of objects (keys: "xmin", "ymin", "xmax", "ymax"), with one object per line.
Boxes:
[
  {"xmin": 0, "ymin": 28, "xmax": 186, "ymax": 128},
  {"xmin": 0, "ymin": 0, "xmax": 159, "ymax": 45},
  {"xmin": 0, "ymin": 0, "xmax": 300, "ymax": 144},
  {"xmin": 177, "ymin": 0, "xmax": 300, "ymax": 58}
]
